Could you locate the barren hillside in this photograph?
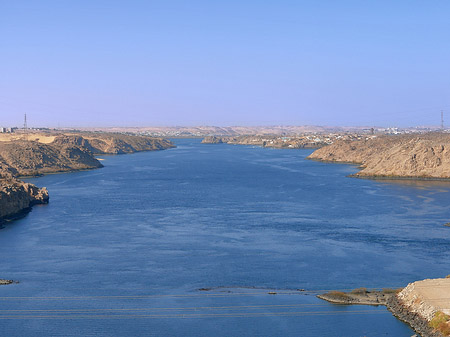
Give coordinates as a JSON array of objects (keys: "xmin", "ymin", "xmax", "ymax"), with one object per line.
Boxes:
[{"xmin": 308, "ymin": 133, "xmax": 450, "ymax": 179}]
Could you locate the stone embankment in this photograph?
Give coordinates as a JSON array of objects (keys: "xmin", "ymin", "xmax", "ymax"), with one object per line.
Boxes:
[
  {"xmin": 388, "ymin": 278, "xmax": 450, "ymax": 337},
  {"xmin": 308, "ymin": 133, "xmax": 450, "ymax": 179},
  {"xmin": 319, "ymin": 278, "xmax": 450, "ymax": 337}
]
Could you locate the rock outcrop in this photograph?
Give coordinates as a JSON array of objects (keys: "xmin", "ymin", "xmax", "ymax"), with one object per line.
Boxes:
[
  {"xmin": 202, "ymin": 136, "xmax": 224, "ymax": 144},
  {"xmin": 202, "ymin": 135, "xmax": 331, "ymax": 149},
  {"xmin": 317, "ymin": 288, "xmax": 397, "ymax": 306},
  {"xmin": 51, "ymin": 133, "xmax": 175, "ymax": 154},
  {"xmin": 0, "ymin": 140, "xmax": 103, "ymax": 177},
  {"xmin": 0, "ymin": 170, "xmax": 49, "ymax": 221},
  {"xmin": 308, "ymin": 133, "xmax": 450, "ymax": 179}
]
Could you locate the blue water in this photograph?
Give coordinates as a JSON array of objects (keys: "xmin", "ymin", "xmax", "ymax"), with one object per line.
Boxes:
[{"xmin": 2, "ymin": 138, "xmax": 450, "ymax": 336}]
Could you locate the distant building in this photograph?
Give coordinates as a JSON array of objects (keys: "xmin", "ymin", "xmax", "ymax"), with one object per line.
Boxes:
[{"xmin": 0, "ymin": 127, "xmax": 17, "ymax": 133}]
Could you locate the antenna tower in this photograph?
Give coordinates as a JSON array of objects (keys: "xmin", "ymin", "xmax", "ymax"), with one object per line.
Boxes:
[
  {"xmin": 23, "ymin": 113, "xmax": 28, "ymax": 140},
  {"xmin": 441, "ymin": 110, "xmax": 444, "ymax": 131}
]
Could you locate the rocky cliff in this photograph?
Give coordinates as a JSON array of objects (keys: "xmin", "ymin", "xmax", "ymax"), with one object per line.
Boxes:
[
  {"xmin": 0, "ymin": 140, "xmax": 103, "ymax": 177},
  {"xmin": 51, "ymin": 133, "xmax": 175, "ymax": 154},
  {"xmin": 308, "ymin": 133, "xmax": 450, "ymax": 179},
  {"xmin": 0, "ymin": 171, "xmax": 49, "ymax": 221}
]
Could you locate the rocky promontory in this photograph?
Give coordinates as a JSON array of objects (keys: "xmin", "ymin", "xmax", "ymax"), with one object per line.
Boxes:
[
  {"xmin": 317, "ymin": 287, "xmax": 397, "ymax": 306},
  {"xmin": 0, "ymin": 140, "xmax": 103, "ymax": 177},
  {"xmin": 51, "ymin": 133, "xmax": 175, "ymax": 154},
  {"xmin": 308, "ymin": 133, "xmax": 450, "ymax": 179},
  {"xmin": 0, "ymin": 170, "xmax": 49, "ymax": 222},
  {"xmin": 0, "ymin": 133, "xmax": 175, "ymax": 224}
]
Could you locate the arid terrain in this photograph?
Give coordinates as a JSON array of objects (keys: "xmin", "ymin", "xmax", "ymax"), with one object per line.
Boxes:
[
  {"xmin": 64, "ymin": 125, "xmax": 375, "ymax": 137},
  {"xmin": 201, "ymin": 134, "xmax": 363, "ymax": 149},
  {"xmin": 308, "ymin": 132, "xmax": 450, "ymax": 179}
]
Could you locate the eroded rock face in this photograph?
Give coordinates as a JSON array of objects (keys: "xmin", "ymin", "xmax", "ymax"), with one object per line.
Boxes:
[
  {"xmin": 51, "ymin": 133, "xmax": 175, "ymax": 154},
  {"xmin": 308, "ymin": 133, "xmax": 450, "ymax": 179},
  {"xmin": 201, "ymin": 136, "xmax": 224, "ymax": 144},
  {"xmin": 0, "ymin": 172, "xmax": 49, "ymax": 220},
  {"xmin": 0, "ymin": 140, "xmax": 103, "ymax": 177}
]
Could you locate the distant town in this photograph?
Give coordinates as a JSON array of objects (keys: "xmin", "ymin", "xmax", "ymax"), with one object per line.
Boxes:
[{"xmin": 0, "ymin": 124, "xmax": 448, "ymax": 139}]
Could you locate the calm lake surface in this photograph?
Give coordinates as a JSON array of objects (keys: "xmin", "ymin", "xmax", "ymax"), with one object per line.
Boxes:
[{"xmin": 2, "ymin": 138, "xmax": 450, "ymax": 336}]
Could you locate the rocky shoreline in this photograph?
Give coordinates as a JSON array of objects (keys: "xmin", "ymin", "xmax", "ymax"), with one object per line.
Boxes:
[
  {"xmin": 386, "ymin": 295, "xmax": 443, "ymax": 337},
  {"xmin": 0, "ymin": 132, "xmax": 175, "ymax": 224},
  {"xmin": 317, "ymin": 288, "xmax": 397, "ymax": 306},
  {"xmin": 308, "ymin": 133, "xmax": 450, "ymax": 179},
  {"xmin": 318, "ymin": 279, "xmax": 450, "ymax": 337},
  {"xmin": 0, "ymin": 171, "xmax": 49, "ymax": 223}
]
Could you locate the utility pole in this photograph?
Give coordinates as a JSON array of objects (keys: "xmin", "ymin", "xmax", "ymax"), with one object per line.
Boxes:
[{"xmin": 441, "ymin": 110, "xmax": 445, "ymax": 131}]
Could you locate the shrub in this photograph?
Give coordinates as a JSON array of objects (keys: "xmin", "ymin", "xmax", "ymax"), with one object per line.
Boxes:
[
  {"xmin": 382, "ymin": 288, "xmax": 402, "ymax": 294},
  {"xmin": 327, "ymin": 291, "xmax": 350, "ymax": 299},
  {"xmin": 438, "ymin": 322, "xmax": 450, "ymax": 336},
  {"xmin": 350, "ymin": 287, "xmax": 368, "ymax": 295},
  {"xmin": 430, "ymin": 311, "xmax": 450, "ymax": 336}
]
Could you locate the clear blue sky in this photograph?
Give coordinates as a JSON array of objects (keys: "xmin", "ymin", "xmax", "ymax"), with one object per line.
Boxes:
[{"xmin": 1, "ymin": 0, "xmax": 449, "ymax": 127}]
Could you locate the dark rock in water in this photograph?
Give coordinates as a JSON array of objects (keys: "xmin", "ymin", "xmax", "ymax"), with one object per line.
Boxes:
[{"xmin": 0, "ymin": 279, "xmax": 16, "ymax": 285}]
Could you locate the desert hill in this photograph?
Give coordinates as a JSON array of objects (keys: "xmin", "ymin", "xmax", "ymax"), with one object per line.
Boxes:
[{"xmin": 308, "ymin": 133, "xmax": 450, "ymax": 179}]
